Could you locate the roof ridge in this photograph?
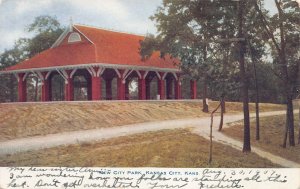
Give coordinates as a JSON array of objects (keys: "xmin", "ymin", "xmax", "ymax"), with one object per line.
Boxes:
[{"xmin": 74, "ymin": 23, "xmax": 147, "ymax": 37}]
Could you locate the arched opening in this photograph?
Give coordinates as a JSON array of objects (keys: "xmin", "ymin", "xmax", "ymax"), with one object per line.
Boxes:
[
  {"xmin": 102, "ymin": 68, "xmax": 118, "ymax": 100},
  {"xmin": 25, "ymin": 73, "xmax": 42, "ymax": 102},
  {"xmin": 73, "ymin": 76, "xmax": 88, "ymax": 101},
  {"xmin": 125, "ymin": 71, "xmax": 139, "ymax": 100},
  {"xmin": 73, "ymin": 69, "xmax": 91, "ymax": 101},
  {"xmin": 50, "ymin": 73, "xmax": 65, "ymax": 101},
  {"xmin": 145, "ymin": 71, "xmax": 159, "ymax": 100},
  {"xmin": 128, "ymin": 78, "xmax": 139, "ymax": 100},
  {"xmin": 165, "ymin": 73, "xmax": 176, "ymax": 99}
]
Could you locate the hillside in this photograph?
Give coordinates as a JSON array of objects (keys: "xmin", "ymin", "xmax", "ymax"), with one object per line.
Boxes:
[{"xmin": 0, "ymin": 101, "xmax": 285, "ymax": 141}]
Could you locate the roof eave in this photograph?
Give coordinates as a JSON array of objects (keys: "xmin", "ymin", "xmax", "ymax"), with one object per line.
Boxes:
[{"xmin": 0, "ymin": 62, "xmax": 180, "ymax": 74}]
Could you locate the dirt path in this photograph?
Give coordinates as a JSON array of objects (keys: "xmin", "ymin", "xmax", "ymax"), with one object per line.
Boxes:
[
  {"xmin": 0, "ymin": 110, "xmax": 299, "ymax": 167},
  {"xmin": 0, "ymin": 101, "xmax": 285, "ymax": 142}
]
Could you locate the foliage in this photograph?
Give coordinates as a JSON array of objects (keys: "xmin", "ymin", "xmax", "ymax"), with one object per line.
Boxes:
[
  {"xmin": 0, "ymin": 39, "xmax": 29, "ymax": 102},
  {"xmin": 140, "ymin": 0, "xmax": 244, "ymax": 114},
  {"xmin": 140, "ymin": 0, "xmax": 298, "ymax": 104},
  {"xmin": 0, "ymin": 15, "xmax": 64, "ymax": 102},
  {"xmin": 253, "ymin": 0, "xmax": 299, "ymax": 147},
  {"xmin": 26, "ymin": 16, "xmax": 64, "ymax": 58}
]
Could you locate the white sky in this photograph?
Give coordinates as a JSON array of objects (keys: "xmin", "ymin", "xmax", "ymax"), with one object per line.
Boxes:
[
  {"xmin": 0, "ymin": 0, "xmax": 298, "ymax": 54},
  {"xmin": 0, "ymin": 0, "xmax": 162, "ymax": 53}
]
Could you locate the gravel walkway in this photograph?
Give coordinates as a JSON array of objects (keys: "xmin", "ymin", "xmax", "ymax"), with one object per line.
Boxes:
[{"xmin": 0, "ymin": 110, "xmax": 299, "ymax": 167}]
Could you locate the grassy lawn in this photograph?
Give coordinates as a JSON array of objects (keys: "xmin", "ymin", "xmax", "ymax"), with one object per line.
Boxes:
[
  {"xmin": 0, "ymin": 101, "xmax": 284, "ymax": 141},
  {"xmin": 0, "ymin": 129, "xmax": 278, "ymax": 167},
  {"xmin": 223, "ymin": 113, "xmax": 300, "ymax": 164}
]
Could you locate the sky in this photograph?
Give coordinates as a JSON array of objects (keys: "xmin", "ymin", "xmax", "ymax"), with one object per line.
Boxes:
[
  {"xmin": 0, "ymin": 0, "xmax": 162, "ymax": 53},
  {"xmin": 0, "ymin": 0, "xmax": 298, "ymax": 54}
]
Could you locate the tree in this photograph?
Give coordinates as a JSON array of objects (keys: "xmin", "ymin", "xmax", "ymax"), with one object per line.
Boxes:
[
  {"xmin": 140, "ymin": 0, "xmax": 236, "ymax": 113},
  {"xmin": 26, "ymin": 15, "xmax": 64, "ymax": 58},
  {"xmin": 254, "ymin": 0, "xmax": 300, "ymax": 147},
  {"xmin": 242, "ymin": 1, "xmax": 271, "ymax": 141},
  {"xmin": 140, "ymin": 0, "xmax": 253, "ymax": 152},
  {"xmin": 0, "ymin": 38, "xmax": 30, "ymax": 102},
  {"xmin": 0, "ymin": 15, "xmax": 64, "ymax": 102},
  {"xmin": 236, "ymin": 0, "xmax": 252, "ymax": 152}
]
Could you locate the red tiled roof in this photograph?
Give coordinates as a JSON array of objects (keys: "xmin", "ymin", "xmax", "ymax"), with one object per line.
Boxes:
[
  {"xmin": 4, "ymin": 24, "xmax": 179, "ymax": 72},
  {"xmin": 5, "ymin": 42, "xmax": 96, "ymax": 71}
]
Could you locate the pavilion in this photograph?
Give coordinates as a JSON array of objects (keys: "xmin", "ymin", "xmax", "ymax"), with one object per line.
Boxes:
[{"xmin": 1, "ymin": 24, "xmax": 198, "ymax": 102}]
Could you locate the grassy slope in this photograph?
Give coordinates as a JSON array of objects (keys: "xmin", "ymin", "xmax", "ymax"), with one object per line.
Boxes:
[
  {"xmin": 223, "ymin": 114, "xmax": 300, "ymax": 163},
  {"xmin": 0, "ymin": 129, "xmax": 278, "ymax": 167},
  {"xmin": 0, "ymin": 101, "xmax": 284, "ymax": 141}
]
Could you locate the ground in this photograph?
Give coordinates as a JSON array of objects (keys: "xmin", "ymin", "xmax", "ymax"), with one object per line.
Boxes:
[
  {"xmin": 0, "ymin": 101, "xmax": 284, "ymax": 141},
  {"xmin": 0, "ymin": 129, "xmax": 277, "ymax": 167},
  {"xmin": 0, "ymin": 100, "xmax": 296, "ymax": 168},
  {"xmin": 223, "ymin": 113, "xmax": 300, "ymax": 164}
]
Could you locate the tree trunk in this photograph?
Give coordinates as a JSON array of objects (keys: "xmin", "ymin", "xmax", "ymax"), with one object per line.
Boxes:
[
  {"xmin": 221, "ymin": 100, "xmax": 226, "ymax": 113},
  {"xmin": 209, "ymin": 112, "xmax": 213, "ymax": 164},
  {"xmin": 209, "ymin": 101, "xmax": 222, "ymax": 163},
  {"xmin": 202, "ymin": 79, "xmax": 209, "ymax": 113},
  {"xmin": 280, "ymin": 53, "xmax": 295, "ymax": 147},
  {"xmin": 283, "ymin": 111, "xmax": 289, "ymax": 148},
  {"xmin": 254, "ymin": 0, "xmax": 296, "ymax": 148},
  {"xmin": 255, "ymin": 98, "xmax": 260, "ymax": 140},
  {"xmin": 219, "ymin": 97, "xmax": 225, "ymax": 131},
  {"xmin": 298, "ymin": 106, "xmax": 300, "ymax": 144},
  {"xmin": 238, "ymin": 0, "xmax": 251, "ymax": 152},
  {"xmin": 287, "ymin": 95, "xmax": 295, "ymax": 146},
  {"xmin": 274, "ymin": 0, "xmax": 295, "ymax": 147},
  {"xmin": 249, "ymin": 42, "xmax": 260, "ymax": 140},
  {"xmin": 283, "ymin": 95, "xmax": 295, "ymax": 147},
  {"xmin": 253, "ymin": 59, "xmax": 260, "ymax": 140},
  {"xmin": 202, "ymin": 27, "xmax": 209, "ymax": 113}
]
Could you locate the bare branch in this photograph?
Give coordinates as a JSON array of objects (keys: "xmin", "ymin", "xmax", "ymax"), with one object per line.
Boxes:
[{"xmin": 253, "ymin": 0, "xmax": 281, "ymax": 53}]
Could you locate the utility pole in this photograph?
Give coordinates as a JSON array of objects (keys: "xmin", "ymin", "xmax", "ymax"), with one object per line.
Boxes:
[
  {"xmin": 237, "ymin": 0, "xmax": 251, "ymax": 152},
  {"xmin": 208, "ymin": 0, "xmax": 251, "ymax": 152},
  {"xmin": 208, "ymin": 0, "xmax": 251, "ymax": 164}
]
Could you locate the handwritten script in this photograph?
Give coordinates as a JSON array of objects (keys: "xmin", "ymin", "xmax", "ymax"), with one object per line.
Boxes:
[{"xmin": 0, "ymin": 167, "xmax": 297, "ymax": 189}]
